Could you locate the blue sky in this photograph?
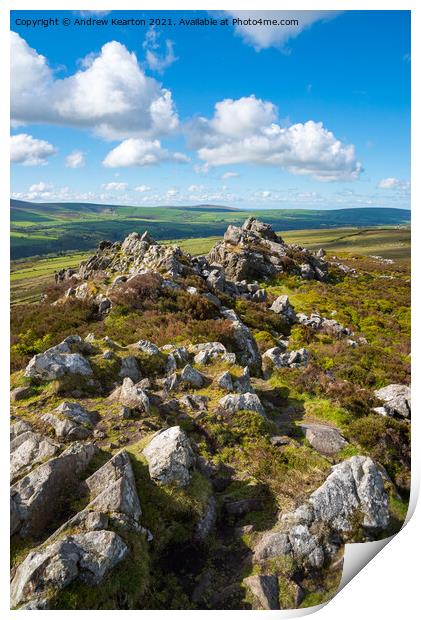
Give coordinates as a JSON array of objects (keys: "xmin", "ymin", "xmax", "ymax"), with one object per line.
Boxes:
[{"xmin": 10, "ymin": 10, "xmax": 410, "ymax": 209}]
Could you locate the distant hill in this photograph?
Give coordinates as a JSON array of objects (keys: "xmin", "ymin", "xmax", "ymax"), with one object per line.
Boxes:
[{"xmin": 10, "ymin": 199, "xmax": 410, "ymax": 259}]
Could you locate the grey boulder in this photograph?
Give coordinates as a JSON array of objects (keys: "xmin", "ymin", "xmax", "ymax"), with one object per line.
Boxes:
[
  {"xmin": 243, "ymin": 574, "xmax": 280, "ymax": 610},
  {"xmin": 374, "ymin": 384, "xmax": 411, "ymax": 419},
  {"xmin": 111, "ymin": 377, "xmax": 150, "ymax": 413},
  {"xmin": 300, "ymin": 423, "xmax": 347, "ymax": 456},
  {"xmin": 10, "ymin": 431, "xmax": 60, "ymax": 482},
  {"xmin": 180, "ymin": 364, "xmax": 205, "ymax": 388},
  {"xmin": 219, "ymin": 392, "xmax": 265, "ymax": 417},
  {"xmin": 25, "ymin": 339, "xmax": 92, "ymax": 381},
  {"xmin": 119, "ymin": 356, "xmax": 141, "ymax": 382},
  {"xmin": 143, "ymin": 426, "xmax": 195, "ymax": 487},
  {"xmin": 11, "ymin": 530, "xmax": 128, "ymax": 609},
  {"xmin": 269, "ymin": 295, "xmax": 297, "ymax": 324},
  {"xmin": 11, "ymin": 442, "xmax": 97, "ymax": 537}
]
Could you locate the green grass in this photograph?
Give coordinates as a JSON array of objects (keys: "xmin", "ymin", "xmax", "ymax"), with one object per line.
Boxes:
[{"xmin": 11, "ymin": 198, "xmax": 410, "ymax": 259}]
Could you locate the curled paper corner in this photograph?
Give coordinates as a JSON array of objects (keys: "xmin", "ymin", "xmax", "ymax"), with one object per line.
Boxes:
[{"xmin": 338, "ymin": 473, "xmax": 420, "ymax": 594}]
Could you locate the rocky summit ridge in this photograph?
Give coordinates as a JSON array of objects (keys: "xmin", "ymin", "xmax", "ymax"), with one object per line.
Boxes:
[{"xmin": 10, "ymin": 217, "xmax": 410, "ymax": 610}]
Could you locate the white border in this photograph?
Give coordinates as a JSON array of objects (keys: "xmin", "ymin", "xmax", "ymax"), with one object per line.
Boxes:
[{"xmin": 1, "ymin": 1, "xmax": 418, "ymax": 618}]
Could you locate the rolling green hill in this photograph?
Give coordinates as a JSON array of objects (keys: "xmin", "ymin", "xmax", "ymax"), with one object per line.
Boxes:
[{"xmin": 10, "ymin": 199, "xmax": 410, "ymax": 259}]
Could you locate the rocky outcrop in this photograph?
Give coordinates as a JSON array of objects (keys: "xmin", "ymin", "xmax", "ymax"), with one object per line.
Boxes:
[
  {"xmin": 207, "ymin": 217, "xmax": 328, "ymax": 283},
  {"xmin": 11, "ymin": 442, "xmax": 97, "ymax": 537},
  {"xmin": 143, "ymin": 426, "xmax": 195, "ymax": 487},
  {"xmin": 11, "ymin": 530, "xmax": 128, "ymax": 609},
  {"xmin": 269, "ymin": 295, "xmax": 297, "ymax": 324},
  {"xmin": 219, "ymin": 392, "xmax": 265, "ymax": 417},
  {"xmin": 296, "ymin": 312, "xmax": 352, "ymax": 338},
  {"xmin": 78, "ymin": 231, "xmax": 191, "ymax": 280},
  {"xmin": 254, "ymin": 456, "xmax": 389, "ymax": 569},
  {"xmin": 191, "ymin": 342, "xmax": 236, "ymax": 366},
  {"xmin": 42, "ymin": 401, "xmax": 96, "ymax": 440},
  {"xmin": 25, "ymin": 336, "xmax": 93, "ymax": 381},
  {"xmin": 263, "ymin": 346, "xmax": 309, "ymax": 370},
  {"xmin": 374, "ymin": 384, "xmax": 411, "ymax": 419},
  {"xmin": 49, "ymin": 451, "xmax": 144, "ymax": 538}
]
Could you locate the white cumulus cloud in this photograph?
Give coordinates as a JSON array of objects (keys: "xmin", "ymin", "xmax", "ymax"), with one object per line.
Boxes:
[
  {"xmin": 135, "ymin": 185, "xmax": 151, "ymax": 192},
  {"xmin": 222, "ymin": 171, "xmax": 240, "ymax": 179},
  {"xmin": 11, "ymin": 32, "xmax": 179, "ymax": 140},
  {"xmin": 65, "ymin": 150, "xmax": 85, "ymax": 168},
  {"xmin": 226, "ymin": 11, "xmax": 341, "ymax": 50},
  {"xmin": 190, "ymin": 95, "xmax": 361, "ymax": 182},
  {"xmin": 103, "ymin": 182, "xmax": 128, "ymax": 191},
  {"xmin": 28, "ymin": 182, "xmax": 53, "ymax": 192},
  {"xmin": 11, "ymin": 133, "xmax": 57, "ymax": 166},
  {"xmin": 377, "ymin": 177, "xmax": 409, "ymax": 190},
  {"xmin": 103, "ymin": 138, "xmax": 189, "ymax": 168}
]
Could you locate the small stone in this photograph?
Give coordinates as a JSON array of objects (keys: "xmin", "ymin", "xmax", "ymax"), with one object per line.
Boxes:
[
  {"xmin": 180, "ymin": 364, "xmax": 205, "ymax": 388},
  {"xmin": 244, "ymin": 574, "xmax": 280, "ymax": 610},
  {"xmin": 217, "ymin": 371, "xmax": 233, "ymax": 391},
  {"xmin": 11, "ymin": 386, "xmax": 33, "ymax": 402}
]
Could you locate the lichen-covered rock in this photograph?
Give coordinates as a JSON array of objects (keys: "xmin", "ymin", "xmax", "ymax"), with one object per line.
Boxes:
[
  {"xmin": 217, "ymin": 371, "xmax": 233, "ymax": 391},
  {"xmin": 143, "ymin": 426, "xmax": 195, "ymax": 487},
  {"xmin": 134, "ymin": 340, "xmax": 160, "ymax": 356},
  {"xmin": 41, "ymin": 413, "xmax": 92, "ymax": 440},
  {"xmin": 269, "ymin": 295, "xmax": 297, "ymax": 324},
  {"xmin": 180, "ymin": 364, "xmax": 205, "ymax": 388},
  {"xmin": 220, "ymin": 308, "xmax": 261, "ymax": 374},
  {"xmin": 10, "ymin": 431, "xmax": 60, "ymax": 482},
  {"xmin": 10, "ymin": 420, "xmax": 32, "ymax": 440},
  {"xmin": 305, "ymin": 456, "xmax": 389, "ymax": 531},
  {"xmin": 85, "ymin": 451, "xmax": 141, "ymax": 524},
  {"xmin": 11, "ymin": 530, "xmax": 128, "ymax": 609},
  {"xmin": 10, "ymin": 386, "xmax": 33, "ymax": 402},
  {"xmin": 25, "ymin": 337, "xmax": 93, "ymax": 381},
  {"xmin": 119, "ymin": 356, "xmax": 141, "ymax": 382},
  {"xmin": 374, "ymin": 384, "xmax": 411, "ymax": 419},
  {"xmin": 233, "ymin": 366, "xmax": 254, "ymax": 394},
  {"xmin": 207, "ymin": 217, "xmax": 328, "ymax": 284},
  {"xmin": 219, "ymin": 392, "xmax": 265, "ymax": 417},
  {"xmin": 263, "ymin": 346, "xmax": 309, "ymax": 370},
  {"xmin": 11, "ymin": 442, "xmax": 97, "ymax": 537},
  {"xmin": 110, "ymin": 377, "xmax": 150, "ymax": 413},
  {"xmin": 55, "ymin": 401, "xmax": 94, "ymax": 425},
  {"xmin": 41, "ymin": 402, "xmax": 95, "ymax": 440},
  {"xmin": 179, "ymin": 394, "xmax": 209, "ymax": 412},
  {"xmin": 296, "ymin": 312, "xmax": 352, "ymax": 338},
  {"xmin": 300, "ymin": 423, "xmax": 347, "ymax": 456},
  {"xmin": 244, "ymin": 574, "xmax": 280, "ymax": 610},
  {"xmin": 195, "ymin": 496, "xmax": 217, "ymax": 541},
  {"xmin": 191, "ymin": 341, "xmax": 235, "ymax": 365},
  {"xmin": 254, "ymin": 456, "xmax": 389, "ymax": 569}
]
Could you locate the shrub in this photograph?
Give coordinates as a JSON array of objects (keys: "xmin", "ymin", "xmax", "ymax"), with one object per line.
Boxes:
[
  {"xmin": 11, "ymin": 300, "xmax": 97, "ymax": 371},
  {"xmin": 347, "ymin": 415, "xmax": 410, "ymax": 492},
  {"xmin": 109, "ymin": 273, "xmax": 162, "ymax": 310}
]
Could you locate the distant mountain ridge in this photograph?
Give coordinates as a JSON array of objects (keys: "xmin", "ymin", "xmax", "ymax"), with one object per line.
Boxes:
[{"xmin": 10, "ymin": 199, "xmax": 410, "ymax": 260}]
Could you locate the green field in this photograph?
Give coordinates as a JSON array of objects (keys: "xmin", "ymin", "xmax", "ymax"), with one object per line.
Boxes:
[
  {"xmin": 10, "ymin": 226, "xmax": 410, "ymax": 305},
  {"xmin": 11, "ymin": 199, "xmax": 410, "ymax": 259}
]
